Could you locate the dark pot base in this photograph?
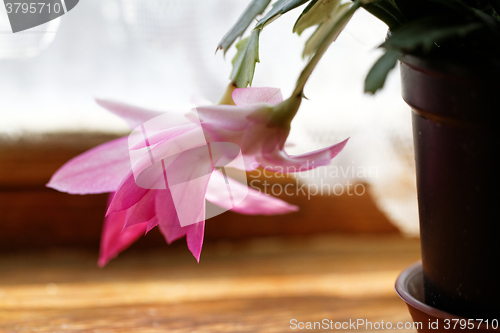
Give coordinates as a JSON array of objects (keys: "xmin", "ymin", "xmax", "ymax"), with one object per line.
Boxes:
[{"xmin": 396, "ymin": 262, "xmax": 499, "ymax": 332}]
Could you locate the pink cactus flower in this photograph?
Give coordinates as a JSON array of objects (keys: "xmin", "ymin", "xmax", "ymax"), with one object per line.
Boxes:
[
  {"xmin": 197, "ymin": 87, "xmax": 348, "ymax": 172},
  {"xmin": 47, "ymin": 87, "xmax": 347, "ymax": 266}
]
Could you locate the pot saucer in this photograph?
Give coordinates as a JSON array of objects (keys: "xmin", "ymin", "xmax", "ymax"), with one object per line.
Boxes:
[{"xmin": 395, "ymin": 262, "xmax": 498, "ymax": 332}]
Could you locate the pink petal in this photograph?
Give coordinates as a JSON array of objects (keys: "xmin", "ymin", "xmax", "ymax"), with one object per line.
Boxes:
[
  {"xmin": 98, "ymin": 194, "xmax": 147, "ymax": 267},
  {"xmin": 195, "ymin": 105, "xmax": 256, "ymax": 131},
  {"xmin": 205, "ymin": 171, "xmax": 299, "ymax": 215},
  {"xmin": 123, "ymin": 189, "xmax": 157, "ymax": 229},
  {"xmin": 128, "ymin": 123, "xmax": 199, "ymax": 150},
  {"xmin": 132, "ymin": 128, "xmax": 209, "ymax": 179},
  {"xmin": 168, "ymin": 175, "xmax": 209, "ymax": 227},
  {"xmin": 232, "ymin": 87, "xmax": 283, "ymax": 106},
  {"xmin": 96, "ymin": 99, "xmax": 164, "ymax": 130},
  {"xmin": 186, "ymin": 221, "xmax": 204, "ymax": 263},
  {"xmin": 165, "ymin": 147, "xmax": 212, "ymax": 227},
  {"xmin": 47, "ymin": 137, "xmax": 131, "ymax": 194},
  {"xmin": 240, "ymin": 124, "xmax": 286, "ymax": 156},
  {"xmin": 106, "ymin": 171, "xmax": 149, "ymax": 215},
  {"xmin": 155, "ymin": 189, "xmax": 205, "ymax": 262},
  {"xmin": 200, "ymin": 122, "xmax": 244, "ymax": 147},
  {"xmin": 155, "ymin": 189, "xmax": 184, "ymax": 244},
  {"xmin": 146, "ymin": 217, "xmax": 159, "ymax": 234},
  {"xmin": 260, "ymin": 138, "xmax": 349, "ymax": 172}
]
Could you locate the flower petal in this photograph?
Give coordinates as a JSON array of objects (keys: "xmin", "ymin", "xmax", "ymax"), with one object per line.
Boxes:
[
  {"xmin": 128, "ymin": 123, "xmax": 199, "ymax": 150},
  {"xmin": 232, "ymin": 87, "xmax": 283, "ymax": 106},
  {"xmin": 240, "ymin": 124, "xmax": 286, "ymax": 156},
  {"xmin": 96, "ymin": 99, "xmax": 164, "ymax": 130},
  {"xmin": 260, "ymin": 138, "xmax": 349, "ymax": 172},
  {"xmin": 186, "ymin": 221, "xmax": 204, "ymax": 263},
  {"xmin": 155, "ymin": 189, "xmax": 205, "ymax": 262},
  {"xmin": 47, "ymin": 137, "xmax": 130, "ymax": 194},
  {"xmin": 131, "ymin": 126, "xmax": 208, "ymax": 179},
  {"xmin": 123, "ymin": 189, "xmax": 157, "ymax": 229},
  {"xmin": 146, "ymin": 217, "xmax": 159, "ymax": 234},
  {"xmin": 155, "ymin": 189, "xmax": 184, "ymax": 244},
  {"xmin": 200, "ymin": 122, "xmax": 243, "ymax": 147},
  {"xmin": 205, "ymin": 170, "xmax": 299, "ymax": 215},
  {"xmin": 98, "ymin": 194, "xmax": 147, "ymax": 267},
  {"xmin": 195, "ymin": 105, "xmax": 256, "ymax": 131},
  {"xmin": 165, "ymin": 146, "xmax": 212, "ymax": 227},
  {"xmin": 107, "ymin": 171, "xmax": 149, "ymax": 215}
]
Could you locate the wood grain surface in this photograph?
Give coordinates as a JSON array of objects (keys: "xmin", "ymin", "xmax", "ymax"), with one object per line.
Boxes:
[{"xmin": 0, "ymin": 235, "xmax": 421, "ymax": 332}]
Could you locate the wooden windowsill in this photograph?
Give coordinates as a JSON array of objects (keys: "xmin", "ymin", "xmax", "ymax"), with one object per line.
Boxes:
[{"xmin": 0, "ymin": 235, "xmax": 421, "ymax": 332}]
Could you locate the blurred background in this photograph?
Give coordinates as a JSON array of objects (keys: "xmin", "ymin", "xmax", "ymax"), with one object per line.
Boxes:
[
  {"xmin": 0, "ymin": 2, "xmax": 423, "ymax": 331},
  {"xmin": 0, "ymin": 0, "xmax": 418, "ymax": 250}
]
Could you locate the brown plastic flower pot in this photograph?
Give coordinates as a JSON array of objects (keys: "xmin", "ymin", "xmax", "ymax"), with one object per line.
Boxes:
[{"xmin": 399, "ymin": 55, "xmax": 500, "ymax": 320}]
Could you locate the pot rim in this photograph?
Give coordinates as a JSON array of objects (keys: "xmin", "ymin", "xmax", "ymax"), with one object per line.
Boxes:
[
  {"xmin": 399, "ymin": 53, "xmax": 500, "ymax": 82},
  {"xmin": 386, "ymin": 29, "xmax": 500, "ymax": 81}
]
